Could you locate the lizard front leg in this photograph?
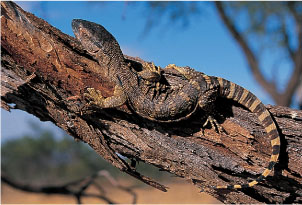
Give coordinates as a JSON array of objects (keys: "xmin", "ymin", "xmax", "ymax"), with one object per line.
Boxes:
[
  {"xmin": 85, "ymin": 85, "xmax": 127, "ymax": 108},
  {"xmin": 138, "ymin": 62, "xmax": 161, "ymax": 83}
]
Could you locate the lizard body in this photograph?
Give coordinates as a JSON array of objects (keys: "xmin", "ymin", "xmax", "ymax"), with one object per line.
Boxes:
[
  {"xmin": 72, "ymin": 19, "xmax": 280, "ymax": 190},
  {"xmin": 72, "ymin": 19, "xmax": 201, "ymax": 122}
]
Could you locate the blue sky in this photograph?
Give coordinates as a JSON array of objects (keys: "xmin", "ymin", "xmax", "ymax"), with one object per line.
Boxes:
[{"xmin": 1, "ymin": 1, "xmax": 288, "ymax": 140}]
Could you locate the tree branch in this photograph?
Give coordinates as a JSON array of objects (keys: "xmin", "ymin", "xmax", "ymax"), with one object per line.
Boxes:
[
  {"xmin": 215, "ymin": 2, "xmax": 302, "ymax": 107},
  {"xmin": 280, "ymin": 18, "xmax": 295, "ymax": 61},
  {"xmin": 1, "ymin": 1, "xmax": 167, "ymax": 193},
  {"xmin": 1, "ymin": 2, "xmax": 302, "ymax": 203},
  {"xmin": 286, "ymin": 1, "xmax": 302, "ymax": 107},
  {"xmin": 214, "ymin": 2, "xmax": 280, "ymax": 104}
]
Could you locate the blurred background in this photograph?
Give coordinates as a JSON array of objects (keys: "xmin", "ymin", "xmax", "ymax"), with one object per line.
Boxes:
[{"xmin": 1, "ymin": 1, "xmax": 301, "ymax": 204}]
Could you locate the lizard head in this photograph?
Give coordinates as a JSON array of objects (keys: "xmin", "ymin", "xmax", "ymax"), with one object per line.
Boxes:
[
  {"xmin": 72, "ymin": 19, "xmax": 124, "ymax": 62},
  {"xmin": 72, "ymin": 19, "xmax": 103, "ymax": 54}
]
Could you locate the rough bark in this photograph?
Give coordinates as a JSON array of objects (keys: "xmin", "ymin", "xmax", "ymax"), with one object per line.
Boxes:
[{"xmin": 1, "ymin": 2, "xmax": 302, "ymax": 203}]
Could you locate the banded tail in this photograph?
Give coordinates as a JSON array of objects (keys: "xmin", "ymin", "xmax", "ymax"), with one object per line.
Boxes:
[{"xmin": 214, "ymin": 77, "xmax": 280, "ymax": 189}]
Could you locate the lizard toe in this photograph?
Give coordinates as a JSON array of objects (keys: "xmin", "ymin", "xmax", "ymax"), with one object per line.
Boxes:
[{"xmin": 203, "ymin": 115, "xmax": 225, "ymax": 134}]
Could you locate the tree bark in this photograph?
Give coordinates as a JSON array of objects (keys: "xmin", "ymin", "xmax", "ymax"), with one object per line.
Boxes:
[{"xmin": 1, "ymin": 2, "xmax": 302, "ymax": 203}]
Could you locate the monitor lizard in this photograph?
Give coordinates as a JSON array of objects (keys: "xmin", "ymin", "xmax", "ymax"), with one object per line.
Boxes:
[{"xmin": 72, "ymin": 19, "xmax": 280, "ymax": 190}]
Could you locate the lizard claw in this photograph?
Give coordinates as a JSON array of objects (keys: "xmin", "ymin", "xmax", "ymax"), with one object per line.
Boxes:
[{"xmin": 84, "ymin": 88, "xmax": 104, "ymax": 106}]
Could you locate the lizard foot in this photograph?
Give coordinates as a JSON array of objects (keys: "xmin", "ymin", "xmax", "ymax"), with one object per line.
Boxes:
[
  {"xmin": 84, "ymin": 86, "xmax": 127, "ymax": 108},
  {"xmin": 84, "ymin": 88, "xmax": 105, "ymax": 107},
  {"xmin": 203, "ymin": 115, "xmax": 225, "ymax": 134},
  {"xmin": 166, "ymin": 64, "xmax": 193, "ymax": 80},
  {"xmin": 140, "ymin": 62, "xmax": 161, "ymax": 83},
  {"xmin": 144, "ymin": 62, "xmax": 161, "ymax": 74}
]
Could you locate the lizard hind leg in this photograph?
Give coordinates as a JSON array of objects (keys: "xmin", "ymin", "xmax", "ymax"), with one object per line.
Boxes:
[
  {"xmin": 202, "ymin": 115, "xmax": 224, "ymax": 133},
  {"xmin": 84, "ymin": 85, "xmax": 127, "ymax": 108},
  {"xmin": 197, "ymin": 88, "xmax": 225, "ymax": 134}
]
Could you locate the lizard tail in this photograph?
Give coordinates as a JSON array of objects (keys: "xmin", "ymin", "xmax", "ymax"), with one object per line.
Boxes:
[{"xmin": 214, "ymin": 77, "xmax": 280, "ymax": 189}]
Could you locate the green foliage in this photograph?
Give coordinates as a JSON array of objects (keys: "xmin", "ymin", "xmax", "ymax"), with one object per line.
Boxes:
[{"xmin": 1, "ymin": 127, "xmax": 118, "ymax": 186}]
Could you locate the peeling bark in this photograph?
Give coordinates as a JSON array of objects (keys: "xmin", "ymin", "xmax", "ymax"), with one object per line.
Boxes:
[{"xmin": 1, "ymin": 2, "xmax": 302, "ymax": 203}]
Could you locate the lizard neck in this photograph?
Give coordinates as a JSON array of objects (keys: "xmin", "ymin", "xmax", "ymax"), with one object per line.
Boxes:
[{"xmin": 115, "ymin": 64, "xmax": 140, "ymax": 95}]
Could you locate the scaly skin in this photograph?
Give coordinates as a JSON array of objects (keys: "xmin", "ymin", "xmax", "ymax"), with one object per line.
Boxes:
[{"xmin": 72, "ymin": 19, "xmax": 280, "ymax": 190}]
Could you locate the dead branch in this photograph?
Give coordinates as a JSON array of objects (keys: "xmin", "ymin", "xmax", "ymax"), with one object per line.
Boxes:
[{"xmin": 1, "ymin": 1, "xmax": 302, "ymax": 203}]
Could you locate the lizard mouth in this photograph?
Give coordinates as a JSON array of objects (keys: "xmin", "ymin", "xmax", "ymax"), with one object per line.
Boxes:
[
  {"xmin": 71, "ymin": 19, "xmax": 81, "ymax": 29},
  {"xmin": 71, "ymin": 19, "xmax": 85, "ymax": 38}
]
